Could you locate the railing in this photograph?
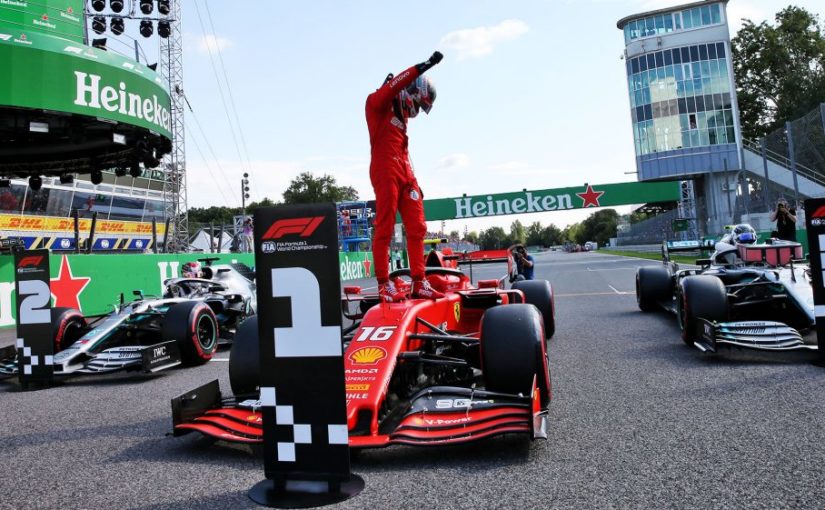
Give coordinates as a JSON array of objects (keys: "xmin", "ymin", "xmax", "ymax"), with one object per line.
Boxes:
[{"xmin": 742, "ymin": 138, "xmax": 825, "ymax": 188}]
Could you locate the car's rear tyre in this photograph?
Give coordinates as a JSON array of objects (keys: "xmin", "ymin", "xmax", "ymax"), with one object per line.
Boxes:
[
  {"xmin": 229, "ymin": 316, "xmax": 259, "ymax": 397},
  {"xmin": 51, "ymin": 307, "xmax": 86, "ymax": 352},
  {"xmin": 636, "ymin": 266, "xmax": 672, "ymax": 312},
  {"xmin": 481, "ymin": 304, "xmax": 550, "ymax": 406},
  {"xmin": 162, "ymin": 301, "xmax": 218, "ymax": 366},
  {"xmin": 512, "ymin": 280, "xmax": 555, "ymax": 339},
  {"xmin": 678, "ymin": 275, "xmax": 728, "ymax": 345}
]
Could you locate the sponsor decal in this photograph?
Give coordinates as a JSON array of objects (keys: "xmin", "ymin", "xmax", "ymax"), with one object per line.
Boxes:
[
  {"xmin": 262, "ymin": 217, "xmax": 324, "ymax": 240},
  {"xmin": 345, "ymin": 368, "xmax": 379, "ymax": 374},
  {"xmin": 339, "ymin": 253, "xmax": 374, "ymax": 280},
  {"xmin": 453, "ymin": 302, "xmax": 461, "ymax": 323},
  {"xmin": 50, "ymin": 256, "xmax": 91, "ymax": 310},
  {"xmin": 100, "ymin": 240, "xmax": 110, "ymax": 249},
  {"xmin": 347, "ymin": 393, "xmax": 369, "ymax": 400},
  {"xmin": 153, "ymin": 346, "xmax": 167, "ymax": 358},
  {"xmin": 409, "ymin": 189, "xmax": 419, "ymax": 201},
  {"xmin": 346, "ymin": 384, "xmax": 370, "ymax": 392},
  {"xmin": 354, "ymin": 326, "xmax": 395, "ymax": 342},
  {"xmin": 246, "ymin": 414, "xmax": 263, "ymax": 423},
  {"xmin": 0, "ymin": 0, "xmax": 27, "ymax": 7},
  {"xmin": 17, "ymin": 256, "xmax": 43, "ymax": 269},
  {"xmin": 435, "ymin": 398, "xmax": 495, "ymax": 409},
  {"xmin": 349, "ymin": 347, "xmax": 386, "ymax": 365},
  {"xmin": 73, "ymin": 72, "xmax": 171, "ymax": 132},
  {"xmin": 576, "ymin": 184, "xmax": 605, "ymax": 208},
  {"xmin": 0, "ymin": 33, "xmax": 11, "ymax": 41},
  {"xmin": 60, "ymin": 239, "xmax": 70, "ymax": 249},
  {"xmin": 454, "ymin": 192, "xmax": 574, "ymax": 219},
  {"xmin": 811, "ymin": 205, "xmax": 825, "ymax": 226},
  {"xmin": 423, "ymin": 417, "xmax": 472, "ymax": 426}
]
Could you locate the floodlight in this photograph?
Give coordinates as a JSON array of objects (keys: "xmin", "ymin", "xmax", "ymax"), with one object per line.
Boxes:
[
  {"xmin": 92, "ymin": 16, "xmax": 106, "ymax": 34},
  {"xmin": 91, "ymin": 0, "xmax": 105, "ymax": 11},
  {"xmin": 157, "ymin": 20, "xmax": 170, "ymax": 38},
  {"xmin": 110, "ymin": 17, "xmax": 124, "ymax": 35},
  {"xmin": 139, "ymin": 0, "xmax": 153, "ymax": 14},
  {"xmin": 109, "ymin": 0, "xmax": 124, "ymax": 12},
  {"xmin": 157, "ymin": 0, "xmax": 170, "ymax": 15},
  {"xmin": 139, "ymin": 19, "xmax": 153, "ymax": 37}
]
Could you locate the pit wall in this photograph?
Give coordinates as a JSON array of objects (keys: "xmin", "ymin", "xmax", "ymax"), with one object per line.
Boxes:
[{"xmin": 0, "ymin": 251, "xmax": 377, "ymax": 328}]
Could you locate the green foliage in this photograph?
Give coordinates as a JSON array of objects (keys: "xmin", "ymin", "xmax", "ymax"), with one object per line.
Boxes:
[
  {"xmin": 526, "ymin": 222, "xmax": 544, "ymax": 246},
  {"xmin": 578, "ymin": 209, "xmax": 619, "ymax": 246},
  {"xmin": 282, "ymin": 172, "xmax": 359, "ymax": 204},
  {"xmin": 464, "ymin": 231, "xmax": 479, "ymax": 244},
  {"xmin": 541, "ymin": 224, "xmax": 562, "ymax": 246},
  {"xmin": 732, "ymin": 6, "xmax": 825, "ymax": 139},
  {"xmin": 509, "ymin": 220, "xmax": 526, "ymax": 245},
  {"xmin": 479, "ymin": 226, "xmax": 507, "ymax": 250}
]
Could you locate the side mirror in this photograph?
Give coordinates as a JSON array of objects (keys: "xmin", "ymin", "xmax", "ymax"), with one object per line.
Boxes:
[
  {"xmin": 343, "ymin": 286, "xmax": 361, "ymax": 295},
  {"xmin": 132, "ymin": 290, "xmax": 145, "ymax": 300}
]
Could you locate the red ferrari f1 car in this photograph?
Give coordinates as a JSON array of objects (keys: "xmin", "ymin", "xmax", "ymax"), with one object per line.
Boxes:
[{"xmin": 171, "ymin": 252, "xmax": 554, "ymax": 448}]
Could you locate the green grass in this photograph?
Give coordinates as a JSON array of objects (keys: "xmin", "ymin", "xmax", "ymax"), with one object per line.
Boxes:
[{"xmin": 599, "ymin": 249, "xmax": 700, "ymax": 266}]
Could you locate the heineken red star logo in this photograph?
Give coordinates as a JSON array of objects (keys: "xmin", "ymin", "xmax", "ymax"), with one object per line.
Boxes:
[
  {"xmin": 363, "ymin": 258, "xmax": 372, "ymax": 277},
  {"xmin": 576, "ymin": 184, "xmax": 605, "ymax": 208},
  {"xmin": 51, "ymin": 256, "xmax": 91, "ymax": 311},
  {"xmin": 42, "ymin": 14, "xmax": 48, "ymax": 20},
  {"xmin": 67, "ymin": 7, "xmax": 73, "ymax": 14}
]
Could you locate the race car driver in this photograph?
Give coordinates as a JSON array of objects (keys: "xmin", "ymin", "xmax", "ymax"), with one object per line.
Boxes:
[{"xmin": 366, "ymin": 50, "xmax": 444, "ymax": 303}]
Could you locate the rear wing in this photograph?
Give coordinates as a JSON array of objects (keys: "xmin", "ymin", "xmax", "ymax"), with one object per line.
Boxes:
[
  {"xmin": 662, "ymin": 239, "xmax": 715, "ymax": 263},
  {"xmin": 453, "ymin": 249, "xmax": 516, "ymax": 283}
]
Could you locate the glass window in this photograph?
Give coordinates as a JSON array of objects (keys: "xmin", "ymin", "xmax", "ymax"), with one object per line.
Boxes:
[
  {"xmin": 724, "ymin": 109, "xmax": 734, "ymax": 127},
  {"xmin": 655, "ymin": 51, "xmax": 664, "ymax": 68},
  {"xmin": 699, "ymin": 44, "xmax": 708, "ymax": 61},
  {"xmin": 683, "ymin": 63, "xmax": 692, "ymax": 79},
  {"xmin": 23, "ymin": 187, "xmax": 50, "ymax": 214},
  {"xmin": 700, "ymin": 129, "xmax": 710, "ymax": 146},
  {"xmin": 624, "ymin": 25, "xmax": 631, "ymax": 43},
  {"xmin": 143, "ymin": 200, "xmax": 165, "ymax": 220},
  {"xmin": 647, "ymin": 53, "xmax": 655, "ymax": 69},
  {"xmin": 686, "ymin": 97, "xmax": 696, "ymax": 114},
  {"xmin": 688, "ymin": 113, "xmax": 698, "ymax": 130},
  {"xmin": 664, "ymin": 15, "xmax": 674, "ymax": 32},
  {"xmin": 690, "ymin": 130, "xmax": 701, "ymax": 147},
  {"xmin": 675, "ymin": 65, "xmax": 684, "ymax": 81},
  {"xmin": 75, "ymin": 181, "xmax": 94, "ymax": 190},
  {"xmin": 689, "ymin": 46, "xmax": 699, "ymax": 62},
  {"xmin": 46, "ymin": 188, "xmax": 72, "ymax": 216},
  {"xmin": 654, "ymin": 15, "xmax": 665, "ymax": 34},
  {"xmin": 693, "ymin": 77, "xmax": 703, "ymax": 94},
  {"xmin": 656, "ymin": 67, "xmax": 665, "ymax": 82},
  {"xmin": 71, "ymin": 192, "xmax": 108, "ymax": 219},
  {"xmin": 629, "ymin": 20, "xmax": 638, "ymax": 40},
  {"xmin": 708, "ymin": 43, "xmax": 718, "ymax": 60},
  {"xmin": 716, "ymin": 42, "xmax": 725, "ymax": 58},
  {"xmin": 639, "ymin": 55, "xmax": 647, "ymax": 72},
  {"xmin": 691, "ymin": 8, "xmax": 702, "ymax": 27},
  {"xmin": 631, "ymin": 57, "xmax": 640, "ymax": 74},
  {"xmin": 682, "ymin": 10, "xmax": 693, "ymax": 29},
  {"xmin": 701, "ymin": 6, "xmax": 712, "ymax": 25},
  {"xmin": 664, "ymin": 49, "xmax": 673, "ymax": 66},
  {"xmin": 711, "ymin": 4, "xmax": 721, "ymax": 24},
  {"xmin": 674, "ymin": 12, "xmax": 682, "ymax": 30},
  {"xmin": 665, "ymin": 65, "xmax": 674, "ymax": 79},
  {"xmin": 695, "ymin": 96, "xmax": 706, "ymax": 113},
  {"xmin": 718, "ymin": 127, "xmax": 728, "ymax": 144},
  {"xmin": 673, "ymin": 48, "xmax": 682, "ymax": 65},
  {"xmin": 110, "ymin": 196, "xmax": 146, "ymax": 220},
  {"xmin": 0, "ymin": 184, "xmax": 25, "ymax": 213},
  {"xmin": 644, "ymin": 104, "xmax": 652, "ymax": 121},
  {"xmin": 645, "ymin": 17, "xmax": 655, "ymax": 37},
  {"xmin": 681, "ymin": 47, "xmax": 690, "ymax": 63},
  {"xmin": 692, "ymin": 62, "xmax": 701, "ymax": 78},
  {"xmin": 727, "ymin": 127, "xmax": 736, "ymax": 143}
]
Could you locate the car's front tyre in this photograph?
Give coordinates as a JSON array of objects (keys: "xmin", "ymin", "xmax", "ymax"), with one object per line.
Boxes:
[{"xmin": 162, "ymin": 301, "xmax": 218, "ymax": 365}]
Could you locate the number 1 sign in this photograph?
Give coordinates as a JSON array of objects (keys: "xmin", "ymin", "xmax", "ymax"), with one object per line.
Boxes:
[
  {"xmin": 13, "ymin": 249, "xmax": 53, "ymax": 389},
  {"xmin": 249, "ymin": 204, "xmax": 363, "ymax": 507}
]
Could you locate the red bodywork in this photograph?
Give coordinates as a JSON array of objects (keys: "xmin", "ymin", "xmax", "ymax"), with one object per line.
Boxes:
[{"xmin": 173, "ymin": 267, "xmax": 551, "ymax": 447}]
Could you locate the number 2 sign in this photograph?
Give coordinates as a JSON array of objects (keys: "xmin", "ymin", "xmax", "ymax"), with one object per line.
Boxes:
[{"xmin": 13, "ymin": 249, "xmax": 53, "ymax": 388}]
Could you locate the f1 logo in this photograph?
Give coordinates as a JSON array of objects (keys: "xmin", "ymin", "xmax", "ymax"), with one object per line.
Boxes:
[
  {"xmin": 271, "ymin": 267, "xmax": 340, "ymax": 357},
  {"xmin": 18, "ymin": 256, "xmax": 43, "ymax": 269},
  {"xmin": 262, "ymin": 217, "xmax": 324, "ymax": 240}
]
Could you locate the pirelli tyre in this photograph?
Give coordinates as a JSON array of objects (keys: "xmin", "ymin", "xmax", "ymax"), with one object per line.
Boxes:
[
  {"xmin": 51, "ymin": 307, "xmax": 87, "ymax": 352},
  {"xmin": 162, "ymin": 301, "xmax": 218, "ymax": 366},
  {"xmin": 678, "ymin": 275, "xmax": 728, "ymax": 345},
  {"xmin": 229, "ymin": 316, "xmax": 259, "ymax": 398},
  {"xmin": 636, "ymin": 265, "xmax": 673, "ymax": 312},
  {"xmin": 481, "ymin": 304, "xmax": 551, "ymax": 407},
  {"xmin": 512, "ymin": 279, "xmax": 555, "ymax": 339}
]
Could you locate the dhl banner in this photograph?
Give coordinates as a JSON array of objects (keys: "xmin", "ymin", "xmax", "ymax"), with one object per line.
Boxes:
[{"xmin": 0, "ymin": 214, "xmax": 166, "ymax": 235}]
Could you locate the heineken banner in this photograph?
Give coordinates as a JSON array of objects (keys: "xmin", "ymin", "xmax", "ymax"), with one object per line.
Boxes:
[
  {"xmin": 339, "ymin": 251, "xmax": 373, "ymax": 281},
  {"xmin": 0, "ymin": 31, "xmax": 172, "ymax": 139},
  {"xmin": 421, "ymin": 181, "xmax": 681, "ymax": 221},
  {"xmin": 0, "ymin": 0, "xmax": 84, "ymax": 43}
]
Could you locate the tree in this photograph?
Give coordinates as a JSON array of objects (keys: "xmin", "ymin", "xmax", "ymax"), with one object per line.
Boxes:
[
  {"xmin": 541, "ymin": 224, "xmax": 562, "ymax": 247},
  {"xmin": 479, "ymin": 226, "xmax": 507, "ymax": 250},
  {"xmin": 465, "ymin": 231, "xmax": 479, "ymax": 245},
  {"xmin": 282, "ymin": 172, "xmax": 359, "ymax": 204},
  {"xmin": 732, "ymin": 7, "xmax": 825, "ymax": 139},
  {"xmin": 526, "ymin": 222, "xmax": 544, "ymax": 246},
  {"xmin": 579, "ymin": 209, "xmax": 619, "ymax": 246},
  {"xmin": 509, "ymin": 220, "xmax": 526, "ymax": 245}
]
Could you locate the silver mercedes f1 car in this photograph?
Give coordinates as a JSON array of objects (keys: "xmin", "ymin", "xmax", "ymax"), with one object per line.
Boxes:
[{"xmin": 635, "ymin": 224, "xmax": 815, "ymax": 353}]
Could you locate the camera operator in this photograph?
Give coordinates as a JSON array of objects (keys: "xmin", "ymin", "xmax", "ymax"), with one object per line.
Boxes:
[
  {"xmin": 770, "ymin": 199, "xmax": 797, "ymax": 242},
  {"xmin": 510, "ymin": 244, "xmax": 535, "ymax": 281}
]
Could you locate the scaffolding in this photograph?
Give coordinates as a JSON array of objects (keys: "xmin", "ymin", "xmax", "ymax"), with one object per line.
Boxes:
[{"xmin": 160, "ymin": 0, "xmax": 188, "ymax": 252}]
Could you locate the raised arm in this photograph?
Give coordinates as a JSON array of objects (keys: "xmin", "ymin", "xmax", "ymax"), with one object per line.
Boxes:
[{"xmin": 369, "ymin": 51, "xmax": 443, "ymax": 107}]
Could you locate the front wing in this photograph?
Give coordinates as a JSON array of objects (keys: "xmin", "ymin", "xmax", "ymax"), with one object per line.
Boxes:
[
  {"xmin": 693, "ymin": 319, "xmax": 816, "ymax": 353},
  {"xmin": 171, "ymin": 380, "xmax": 548, "ymax": 447}
]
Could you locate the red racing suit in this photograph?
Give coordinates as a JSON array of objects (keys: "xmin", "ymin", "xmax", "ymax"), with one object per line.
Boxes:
[{"xmin": 366, "ymin": 66, "xmax": 427, "ymax": 283}]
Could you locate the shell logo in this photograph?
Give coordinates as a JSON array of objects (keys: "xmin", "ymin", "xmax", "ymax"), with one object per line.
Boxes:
[{"xmin": 350, "ymin": 347, "xmax": 386, "ymax": 365}]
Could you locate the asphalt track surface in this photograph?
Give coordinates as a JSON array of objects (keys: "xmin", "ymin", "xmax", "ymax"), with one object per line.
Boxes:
[{"xmin": 3, "ymin": 251, "xmax": 825, "ymax": 509}]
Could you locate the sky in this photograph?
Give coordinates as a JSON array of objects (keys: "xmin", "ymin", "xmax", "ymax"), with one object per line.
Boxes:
[{"xmin": 152, "ymin": 0, "xmax": 822, "ymax": 235}]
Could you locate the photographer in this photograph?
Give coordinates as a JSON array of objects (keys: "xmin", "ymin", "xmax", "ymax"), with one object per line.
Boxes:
[
  {"xmin": 510, "ymin": 244, "xmax": 535, "ymax": 281},
  {"xmin": 770, "ymin": 199, "xmax": 797, "ymax": 242}
]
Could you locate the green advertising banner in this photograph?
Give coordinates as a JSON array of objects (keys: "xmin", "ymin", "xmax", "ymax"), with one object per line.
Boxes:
[
  {"xmin": 339, "ymin": 251, "xmax": 374, "ymax": 281},
  {"xmin": 0, "ymin": 31, "xmax": 172, "ymax": 138},
  {"xmin": 0, "ymin": 0, "xmax": 84, "ymax": 43},
  {"xmin": 0, "ymin": 251, "xmax": 375, "ymax": 328},
  {"xmin": 421, "ymin": 181, "xmax": 681, "ymax": 221}
]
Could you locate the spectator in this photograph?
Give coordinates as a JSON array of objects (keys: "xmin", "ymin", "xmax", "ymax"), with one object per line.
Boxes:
[
  {"xmin": 769, "ymin": 198, "xmax": 797, "ymax": 242},
  {"xmin": 242, "ymin": 217, "xmax": 253, "ymax": 252}
]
